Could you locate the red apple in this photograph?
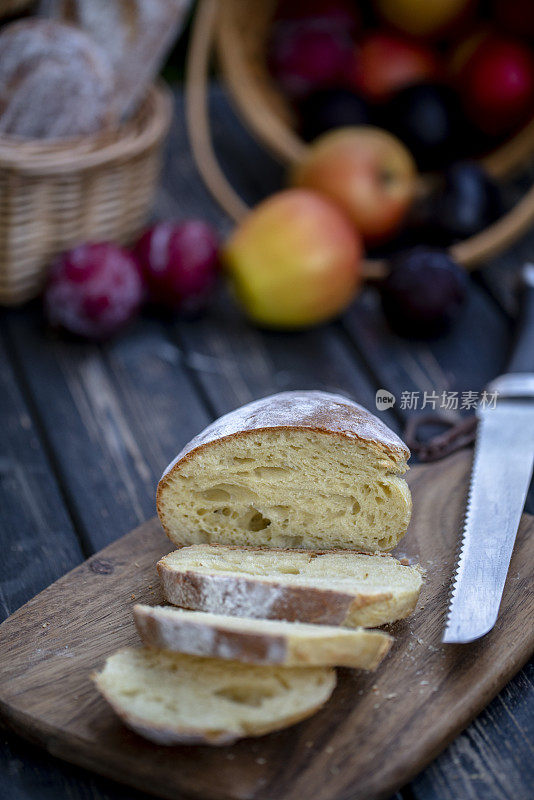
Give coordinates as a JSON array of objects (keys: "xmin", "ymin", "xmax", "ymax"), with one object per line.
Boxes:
[
  {"xmin": 349, "ymin": 32, "xmax": 440, "ymax": 102},
  {"xmin": 376, "ymin": 0, "xmax": 473, "ymax": 38},
  {"xmin": 291, "ymin": 127, "xmax": 417, "ymax": 245},
  {"xmin": 457, "ymin": 34, "xmax": 534, "ymax": 135},
  {"xmin": 223, "ymin": 189, "xmax": 363, "ymax": 328}
]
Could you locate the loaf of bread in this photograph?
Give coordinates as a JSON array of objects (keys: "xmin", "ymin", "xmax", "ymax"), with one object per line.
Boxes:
[
  {"xmin": 134, "ymin": 604, "xmax": 392, "ymax": 669},
  {"xmin": 157, "ymin": 391, "xmax": 412, "ymax": 552},
  {"xmin": 0, "ymin": 20, "xmax": 117, "ymax": 139},
  {"xmin": 38, "ymin": 0, "xmax": 191, "ymax": 117},
  {"xmin": 158, "ymin": 545, "xmax": 422, "ymax": 627},
  {"xmin": 93, "ymin": 648, "xmax": 336, "ymax": 745}
]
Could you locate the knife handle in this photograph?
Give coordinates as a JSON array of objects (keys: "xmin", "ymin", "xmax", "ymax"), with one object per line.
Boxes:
[{"xmin": 507, "ymin": 263, "xmax": 534, "ymax": 375}]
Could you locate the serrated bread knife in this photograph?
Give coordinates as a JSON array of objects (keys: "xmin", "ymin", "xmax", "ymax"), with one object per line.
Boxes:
[{"xmin": 443, "ymin": 264, "xmax": 534, "ymax": 644}]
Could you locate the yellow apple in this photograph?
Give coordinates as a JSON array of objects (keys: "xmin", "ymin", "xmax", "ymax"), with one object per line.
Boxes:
[{"xmin": 223, "ymin": 189, "xmax": 363, "ymax": 329}]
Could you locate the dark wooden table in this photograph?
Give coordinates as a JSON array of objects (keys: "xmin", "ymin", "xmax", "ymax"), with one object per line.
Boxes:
[{"xmin": 1, "ymin": 88, "xmax": 532, "ymax": 800}]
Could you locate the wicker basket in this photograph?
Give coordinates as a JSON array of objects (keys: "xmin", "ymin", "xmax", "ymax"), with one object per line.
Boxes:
[
  {"xmin": 0, "ymin": 83, "xmax": 172, "ymax": 305},
  {"xmin": 186, "ymin": 0, "xmax": 534, "ymax": 279}
]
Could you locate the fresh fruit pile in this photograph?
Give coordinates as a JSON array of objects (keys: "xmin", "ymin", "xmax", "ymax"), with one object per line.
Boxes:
[
  {"xmin": 270, "ymin": 0, "xmax": 534, "ymax": 166},
  {"xmin": 44, "ymin": 221, "xmax": 221, "ymax": 340},
  {"xmin": 44, "ymin": 0, "xmax": 533, "ymax": 341}
]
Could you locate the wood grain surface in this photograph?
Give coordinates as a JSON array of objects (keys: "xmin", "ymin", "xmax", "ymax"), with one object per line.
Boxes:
[{"xmin": 0, "ymin": 449, "xmax": 532, "ymax": 800}]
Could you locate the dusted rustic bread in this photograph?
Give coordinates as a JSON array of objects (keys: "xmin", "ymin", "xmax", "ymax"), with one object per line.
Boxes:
[
  {"xmin": 38, "ymin": 0, "xmax": 191, "ymax": 117},
  {"xmin": 0, "ymin": 20, "xmax": 116, "ymax": 139},
  {"xmin": 93, "ymin": 648, "xmax": 336, "ymax": 746},
  {"xmin": 134, "ymin": 604, "xmax": 392, "ymax": 669},
  {"xmin": 158, "ymin": 545, "xmax": 423, "ymax": 627},
  {"xmin": 157, "ymin": 391, "xmax": 412, "ymax": 552}
]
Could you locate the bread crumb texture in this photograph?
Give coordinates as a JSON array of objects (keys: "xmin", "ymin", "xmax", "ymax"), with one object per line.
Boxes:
[
  {"xmin": 93, "ymin": 647, "xmax": 336, "ymax": 745},
  {"xmin": 158, "ymin": 545, "xmax": 423, "ymax": 628},
  {"xmin": 157, "ymin": 392, "xmax": 411, "ymax": 553}
]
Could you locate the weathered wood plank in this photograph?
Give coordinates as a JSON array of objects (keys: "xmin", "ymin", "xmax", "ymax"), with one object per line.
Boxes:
[
  {"xmin": 411, "ymin": 661, "xmax": 534, "ymax": 800},
  {"xmin": 0, "ymin": 325, "xmax": 83, "ymax": 618},
  {"xmin": 3, "ymin": 307, "xmax": 209, "ymax": 553},
  {"xmin": 0, "ymin": 728, "xmax": 152, "ymax": 800},
  {"xmin": 154, "ymin": 88, "xmax": 284, "ymax": 231},
  {"xmin": 0, "ymin": 324, "xmax": 130, "ymax": 800},
  {"xmin": 172, "ymin": 289, "xmax": 399, "ymax": 431},
  {"xmin": 342, "ymin": 285, "xmax": 510, "ymax": 425}
]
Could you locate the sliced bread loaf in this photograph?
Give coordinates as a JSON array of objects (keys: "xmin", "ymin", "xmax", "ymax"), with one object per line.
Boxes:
[
  {"xmin": 158, "ymin": 545, "xmax": 423, "ymax": 627},
  {"xmin": 93, "ymin": 648, "xmax": 336, "ymax": 745},
  {"xmin": 157, "ymin": 391, "xmax": 412, "ymax": 553},
  {"xmin": 134, "ymin": 604, "xmax": 392, "ymax": 669}
]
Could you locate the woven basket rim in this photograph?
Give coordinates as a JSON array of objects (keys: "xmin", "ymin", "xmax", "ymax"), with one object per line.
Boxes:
[{"xmin": 0, "ymin": 82, "xmax": 173, "ymax": 175}]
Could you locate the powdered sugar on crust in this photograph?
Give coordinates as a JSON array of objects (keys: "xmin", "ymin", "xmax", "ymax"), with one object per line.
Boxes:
[
  {"xmin": 135, "ymin": 605, "xmax": 288, "ymax": 664},
  {"xmin": 161, "ymin": 391, "xmax": 409, "ymax": 480},
  {"xmin": 166, "ymin": 571, "xmax": 286, "ymax": 619},
  {"xmin": 158, "ymin": 566, "xmax": 356, "ymax": 626}
]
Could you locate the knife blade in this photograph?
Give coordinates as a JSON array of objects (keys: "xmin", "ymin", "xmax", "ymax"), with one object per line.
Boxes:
[{"xmin": 443, "ymin": 264, "xmax": 534, "ymax": 644}]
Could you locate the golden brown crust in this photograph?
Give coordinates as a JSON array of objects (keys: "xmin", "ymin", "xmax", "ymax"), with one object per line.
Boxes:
[
  {"xmin": 158, "ymin": 559, "xmax": 389, "ymax": 626},
  {"xmin": 133, "ymin": 604, "xmax": 392, "ymax": 670},
  {"xmin": 157, "ymin": 391, "xmax": 410, "ymax": 519},
  {"xmin": 134, "ymin": 604, "xmax": 288, "ymax": 664},
  {"xmin": 156, "ymin": 545, "xmax": 423, "ymax": 628}
]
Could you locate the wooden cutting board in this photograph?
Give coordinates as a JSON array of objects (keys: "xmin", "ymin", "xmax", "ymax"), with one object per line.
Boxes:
[{"xmin": 0, "ymin": 449, "xmax": 533, "ymax": 800}]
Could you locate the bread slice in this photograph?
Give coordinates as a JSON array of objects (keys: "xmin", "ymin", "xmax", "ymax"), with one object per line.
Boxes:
[
  {"xmin": 158, "ymin": 545, "xmax": 423, "ymax": 628},
  {"xmin": 93, "ymin": 648, "xmax": 336, "ymax": 745},
  {"xmin": 134, "ymin": 604, "xmax": 392, "ymax": 669},
  {"xmin": 157, "ymin": 391, "xmax": 412, "ymax": 552}
]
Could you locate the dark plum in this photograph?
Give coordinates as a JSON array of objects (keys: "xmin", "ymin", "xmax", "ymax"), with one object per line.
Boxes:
[
  {"xmin": 380, "ymin": 248, "xmax": 467, "ymax": 337},
  {"xmin": 44, "ymin": 242, "xmax": 144, "ymax": 340},
  {"xmin": 432, "ymin": 162, "xmax": 502, "ymax": 240},
  {"xmin": 268, "ymin": 24, "xmax": 353, "ymax": 99},
  {"xmin": 380, "ymin": 83, "xmax": 468, "ymax": 170},
  {"xmin": 135, "ymin": 220, "xmax": 220, "ymax": 314},
  {"xmin": 408, "ymin": 161, "xmax": 503, "ymax": 243},
  {"xmin": 298, "ymin": 88, "xmax": 372, "ymax": 141}
]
